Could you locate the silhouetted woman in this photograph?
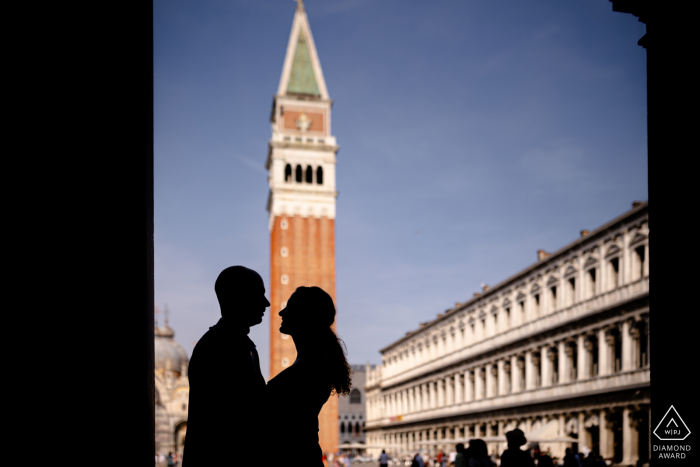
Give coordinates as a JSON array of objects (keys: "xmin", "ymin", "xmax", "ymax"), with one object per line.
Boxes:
[
  {"xmin": 468, "ymin": 439, "xmax": 495, "ymax": 467},
  {"xmin": 266, "ymin": 286, "xmax": 353, "ymax": 467}
]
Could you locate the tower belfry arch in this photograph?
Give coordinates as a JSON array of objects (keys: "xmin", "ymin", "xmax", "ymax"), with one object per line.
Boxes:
[{"xmin": 266, "ymin": 0, "xmax": 339, "ymax": 457}]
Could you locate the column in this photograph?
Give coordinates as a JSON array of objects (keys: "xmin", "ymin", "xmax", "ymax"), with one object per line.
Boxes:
[
  {"xmin": 430, "ymin": 381, "xmax": 437, "ymax": 408},
  {"xmin": 556, "ymin": 414, "xmax": 567, "ymax": 458},
  {"xmin": 622, "ymin": 407, "xmax": 640, "ymax": 466},
  {"xmin": 622, "ymin": 319, "xmax": 632, "ymax": 371},
  {"xmin": 497, "ymin": 420, "xmax": 505, "ymax": 455},
  {"xmin": 578, "ymin": 334, "xmax": 587, "ymax": 379},
  {"xmin": 455, "ymin": 372, "xmax": 463, "ymax": 403},
  {"xmin": 485, "ymin": 365, "xmax": 493, "ymax": 398},
  {"xmin": 558, "ymin": 341, "xmax": 567, "ymax": 383},
  {"xmin": 599, "ymin": 409, "xmax": 614, "ymax": 460},
  {"xmin": 578, "ymin": 412, "xmax": 592, "ymax": 450},
  {"xmin": 543, "ymin": 348, "xmax": 553, "ymax": 387},
  {"xmin": 421, "ymin": 383, "xmax": 428, "ymax": 410},
  {"xmin": 515, "ymin": 356, "xmax": 524, "ymax": 392},
  {"xmin": 476, "ymin": 367, "xmax": 484, "ymax": 399},
  {"xmin": 466, "ymin": 370, "xmax": 474, "ymax": 401},
  {"xmin": 598, "ymin": 328, "xmax": 608, "ymax": 376},
  {"xmin": 491, "ymin": 364, "xmax": 499, "ymax": 397},
  {"xmin": 525, "ymin": 350, "xmax": 534, "ymax": 389},
  {"xmin": 498, "ymin": 360, "xmax": 506, "ymax": 395},
  {"xmin": 446, "ymin": 375, "xmax": 454, "ymax": 406},
  {"xmin": 437, "ymin": 379, "xmax": 445, "ymax": 407},
  {"xmin": 630, "ymin": 320, "xmax": 642, "ymax": 370},
  {"xmin": 504, "ymin": 359, "xmax": 512, "ymax": 394}
]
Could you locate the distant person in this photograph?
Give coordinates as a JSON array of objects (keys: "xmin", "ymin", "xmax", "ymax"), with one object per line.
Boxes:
[
  {"xmin": 183, "ymin": 266, "xmax": 270, "ymax": 467},
  {"xmin": 265, "ymin": 286, "xmax": 353, "ymax": 467},
  {"xmin": 563, "ymin": 448, "xmax": 578, "ymax": 467},
  {"xmin": 468, "ymin": 439, "xmax": 494, "ymax": 467},
  {"xmin": 379, "ymin": 450, "xmax": 390, "ymax": 467},
  {"xmin": 413, "ymin": 452, "xmax": 425, "ymax": 467},
  {"xmin": 454, "ymin": 444, "xmax": 467, "ymax": 467},
  {"xmin": 537, "ymin": 455, "xmax": 554, "ymax": 467},
  {"xmin": 499, "ymin": 429, "xmax": 534, "ymax": 467}
]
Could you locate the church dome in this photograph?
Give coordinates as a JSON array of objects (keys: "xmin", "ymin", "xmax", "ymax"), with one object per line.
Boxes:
[{"xmin": 155, "ymin": 324, "xmax": 188, "ymax": 373}]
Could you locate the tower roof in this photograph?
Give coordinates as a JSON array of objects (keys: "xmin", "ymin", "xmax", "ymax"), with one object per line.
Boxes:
[{"xmin": 277, "ymin": 0, "xmax": 329, "ymax": 99}]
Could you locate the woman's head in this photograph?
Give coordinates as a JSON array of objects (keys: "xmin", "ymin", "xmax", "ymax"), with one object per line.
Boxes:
[
  {"xmin": 279, "ymin": 286, "xmax": 352, "ymax": 396},
  {"xmin": 279, "ymin": 286, "xmax": 335, "ymax": 335}
]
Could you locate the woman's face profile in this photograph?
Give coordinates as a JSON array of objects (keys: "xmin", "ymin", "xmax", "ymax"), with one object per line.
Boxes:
[{"xmin": 279, "ymin": 292, "xmax": 301, "ymax": 335}]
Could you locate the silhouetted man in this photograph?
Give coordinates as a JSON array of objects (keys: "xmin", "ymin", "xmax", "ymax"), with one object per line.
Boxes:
[{"xmin": 183, "ymin": 266, "xmax": 270, "ymax": 467}]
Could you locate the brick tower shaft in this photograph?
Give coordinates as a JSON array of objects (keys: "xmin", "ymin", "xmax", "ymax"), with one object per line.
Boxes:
[{"xmin": 266, "ymin": 0, "xmax": 339, "ymax": 457}]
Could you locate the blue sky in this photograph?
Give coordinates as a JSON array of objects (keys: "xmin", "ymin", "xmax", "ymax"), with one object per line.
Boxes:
[{"xmin": 154, "ymin": 0, "xmax": 647, "ymax": 380}]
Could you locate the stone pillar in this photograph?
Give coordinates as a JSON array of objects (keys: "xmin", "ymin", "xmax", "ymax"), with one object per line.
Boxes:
[
  {"xmin": 621, "ymin": 319, "xmax": 632, "ymax": 371},
  {"xmin": 430, "ymin": 381, "xmax": 437, "ymax": 408},
  {"xmin": 497, "ymin": 360, "xmax": 506, "ymax": 394},
  {"xmin": 503, "ymin": 359, "xmax": 512, "ymax": 394},
  {"xmin": 598, "ymin": 328, "xmax": 608, "ymax": 376},
  {"xmin": 491, "ymin": 364, "xmax": 499, "ymax": 397},
  {"xmin": 556, "ymin": 414, "xmax": 566, "ymax": 458},
  {"xmin": 630, "ymin": 321, "xmax": 641, "ymax": 370},
  {"xmin": 446, "ymin": 375, "xmax": 454, "ymax": 406},
  {"xmin": 563, "ymin": 342, "xmax": 572, "ymax": 383},
  {"xmin": 558, "ymin": 341, "xmax": 567, "ymax": 383},
  {"xmin": 578, "ymin": 412, "xmax": 592, "ymax": 450},
  {"xmin": 468, "ymin": 370, "xmax": 475, "ymax": 401},
  {"xmin": 474, "ymin": 368, "xmax": 481, "ymax": 399},
  {"xmin": 525, "ymin": 350, "xmax": 533, "ymax": 389},
  {"xmin": 622, "ymin": 407, "xmax": 640, "ymax": 466},
  {"xmin": 437, "ymin": 379, "xmax": 444, "ymax": 407},
  {"xmin": 578, "ymin": 334, "xmax": 587, "ymax": 379},
  {"xmin": 420, "ymin": 383, "xmax": 427, "ymax": 411},
  {"xmin": 532, "ymin": 351, "xmax": 541, "ymax": 388},
  {"xmin": 479, "ymin": 367, "xmax": 487, "ymax": 399},
  {"xmin": 544, "ymin": 347, "xmax": 554, "ymax": 387},
  {"xmin": 599, "ymin": 409, "xmax": 614, "ymax": 460},
  {"xmin": 515, "ymin": 356, "xmax": 525, "ymax": 392},
  {"xmin": 455, "ymin": 372, "xmax": 463, "ymax": 403}
]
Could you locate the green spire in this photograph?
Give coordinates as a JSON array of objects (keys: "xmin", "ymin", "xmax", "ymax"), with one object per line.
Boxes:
[{"xmin": 286, "ymin": 29, "xmax": 320, "ymax": 96}]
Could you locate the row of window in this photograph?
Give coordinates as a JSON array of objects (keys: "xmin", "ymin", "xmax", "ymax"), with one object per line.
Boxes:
[
  {"xmin": 370, "ymin": 320, "xmax": 649, "ymax": 420},
  {"xmin": 383, "ymin": 244, "xmax": 648, "ymax": 371},
  {"xmin": 340, "ymin": 421, "xmax": 364, "ymax": 434},
  {"xmin": 284, "ymin": 164, "xmax": 323, "ymax": 184}
]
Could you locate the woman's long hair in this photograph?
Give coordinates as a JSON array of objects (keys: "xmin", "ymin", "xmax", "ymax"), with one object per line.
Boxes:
[{"xmin": 293, "ymin": 286, "xmax": 353, "ymax": 396}]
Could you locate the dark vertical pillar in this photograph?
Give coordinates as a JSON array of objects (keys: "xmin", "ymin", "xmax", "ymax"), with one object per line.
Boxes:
[{"xmin": 611, "ymin": 2, "xmax": 696, "ymax": 465}]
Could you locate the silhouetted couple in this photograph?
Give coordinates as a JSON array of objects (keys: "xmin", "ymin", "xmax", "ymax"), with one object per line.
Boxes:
[{"xmin": 183, "ymin": 266, "xmax": 352, "ymax": 467}]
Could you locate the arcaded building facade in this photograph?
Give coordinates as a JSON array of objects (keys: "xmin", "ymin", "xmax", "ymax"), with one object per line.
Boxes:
[
  {"xmin": 365, "ymin": 203, "xmax": 649, "ymax": 466},
  {"xmin": 266, "ymin": 0, "xmax": 339, "ymax": 456}
]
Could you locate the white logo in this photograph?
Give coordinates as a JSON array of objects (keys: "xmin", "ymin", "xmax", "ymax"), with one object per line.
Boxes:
[{"xmin": 654, "ymin": 405, "xmax": 691, "ymax": 441}]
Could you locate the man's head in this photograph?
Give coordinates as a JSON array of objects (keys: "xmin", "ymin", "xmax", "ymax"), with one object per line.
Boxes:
[
  {"xmin": 215, "ymin": 266, "xmax": 270, "ymax": 326},
  {"xmin": 456, "ymin": 443, "xmax": 464, "ymax": 453},
  {"xmin": 505, "ymin": 428, "xmax": 527, "ymax": 449}
]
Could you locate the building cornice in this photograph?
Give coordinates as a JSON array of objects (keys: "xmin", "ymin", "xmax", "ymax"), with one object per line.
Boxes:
[{"xmin": 380, "ymin": 202, "xmax": 648, "ymax": 353}]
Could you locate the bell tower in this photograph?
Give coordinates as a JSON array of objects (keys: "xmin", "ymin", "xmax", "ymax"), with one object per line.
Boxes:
[{"xmin": 266, "ymin": 0, "xmax": 339, "ymax": 456}]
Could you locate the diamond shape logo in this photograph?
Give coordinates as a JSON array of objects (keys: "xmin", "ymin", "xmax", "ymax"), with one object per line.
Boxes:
[{"xmin": 654, "ymin": 405, "xmax": 691, "ymax": 440}]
